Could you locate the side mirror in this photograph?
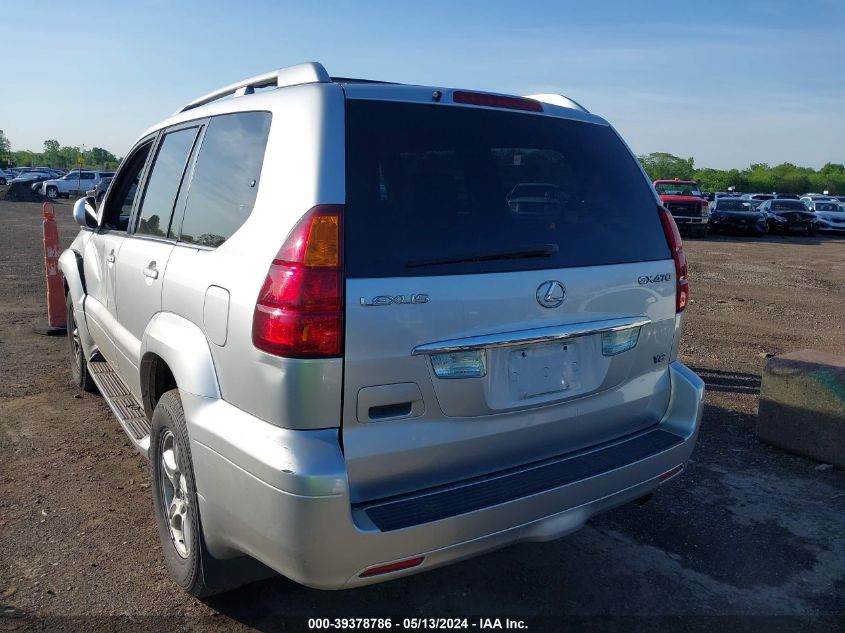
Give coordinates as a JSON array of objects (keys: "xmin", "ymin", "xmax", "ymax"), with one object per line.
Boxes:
[{"xmin": 73, "ymin": 196, "xmax": 98, "ymax": 229}]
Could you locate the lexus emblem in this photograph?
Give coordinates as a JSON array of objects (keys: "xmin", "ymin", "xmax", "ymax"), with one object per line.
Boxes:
[{"xmin": 536, "ymin": 280, "xmax": 566, "ymax": 308}]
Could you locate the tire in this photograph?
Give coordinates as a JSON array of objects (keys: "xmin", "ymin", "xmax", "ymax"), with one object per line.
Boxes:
[
  {"xmin": 46, "ymin": 185, "xmax": 58, "ymax": 199},
  {"xmin": 150, "ymin": 390, "xmax": 213, "ymax": 597},
  {"xmin": 0, "ymin": 177, "xmax": 6, "ymax": 185},
  {"xmin": 149, "ymin": 390, "xmax": 274, "ymax": 597},
  {"xmin": 66, "ymin": 293, "xmax": 97, "ymax": 393}
]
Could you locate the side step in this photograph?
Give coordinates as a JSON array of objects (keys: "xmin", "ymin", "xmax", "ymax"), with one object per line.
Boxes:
[{"xmin": 88, "ymin": 358, "xmax": 152, "ymax": 458}]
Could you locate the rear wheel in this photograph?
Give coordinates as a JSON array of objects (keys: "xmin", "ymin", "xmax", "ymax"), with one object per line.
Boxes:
[
  {"xmin": 66, "ymin": 293, "xmax": 97, "ymax": 392},
  {"xmin": 150, "ymin": 390, "xmax": 274, "ymax": 596},
  {"xmin": 46, "ymin": 185, "xmax": 58, "ymax": 199},
  {"xmin": 0, "ymin": 177, "xmax": 6, "ymax": 185}
]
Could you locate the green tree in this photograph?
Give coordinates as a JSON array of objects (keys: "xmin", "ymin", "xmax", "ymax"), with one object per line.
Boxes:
[
  {"xmin": 0, "ymin": 130, "xmax": 10, "ymax": 165},
  {"xmin": 638, "ymin": 152, "xmax": 695, "ymax": 181}
]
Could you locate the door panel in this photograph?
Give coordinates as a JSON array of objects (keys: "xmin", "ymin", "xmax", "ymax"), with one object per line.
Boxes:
[
  {"xmin": 114, "ymin": 238, "xmax": 174, "ymax": 398},
  {"xmin": 82, "ymin": 231, "xmax": 125, "ymax": 365},
  {"xmin": 111, "ymin": 124, "xmax": 201, "ymax": 398}
]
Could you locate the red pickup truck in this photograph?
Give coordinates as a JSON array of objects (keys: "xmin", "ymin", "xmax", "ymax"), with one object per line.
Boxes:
[{"xmin": 654, "ymin": 180, "xmax": 710, "ymax": 238}]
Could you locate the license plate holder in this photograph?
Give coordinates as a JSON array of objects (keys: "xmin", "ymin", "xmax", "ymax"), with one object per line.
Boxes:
[{"xmin": 508, "ymin": 341, "xmax": 580, "ymax": 400}]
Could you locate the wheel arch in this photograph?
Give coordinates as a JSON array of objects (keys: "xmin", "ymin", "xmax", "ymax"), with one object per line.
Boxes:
[
  {"xmin": 58, "ymin": 248, "xmax": 86, "ymax": 303},
  {"xmin": 141, "ymin": 313, "xmax": 220, "ymax": 419}
]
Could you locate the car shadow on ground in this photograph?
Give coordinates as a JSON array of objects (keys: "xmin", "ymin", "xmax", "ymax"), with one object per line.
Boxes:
[{"xmin": 687, "ymin": 366, "xmax": 761, "ymax": 395}]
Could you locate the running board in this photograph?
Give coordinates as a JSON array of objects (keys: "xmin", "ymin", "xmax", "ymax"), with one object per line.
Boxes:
[{"xmin": 88, "ymin": 359, "xmax": 152, "ymax": 459}]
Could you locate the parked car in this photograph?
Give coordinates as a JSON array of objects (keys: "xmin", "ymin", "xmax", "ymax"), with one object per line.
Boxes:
[
  {"xmin": 810, "ymin": 201, "xmax": 845, "ymax": 233},
  {"xmin": 9, "ymin": 171, "xmax": 54, "ymax": 184},
  {"xmin": 800, "ymin": 194, "xmax": 834, "ymax": 207},
  {"xmin": 38, "ymin": 170, "xmax": 112, "ymax": 199},
  {"xmin": 653, "ymin": 179, "xmax": 709, "ymax": 238},
  {"xmin": 59, "ymin": 62, "xmax": 703, "ymax": 597},
  {"xmin": 708, "ymin": 198, "xmax": 767, "ymax": 236},
  {"xmin": 759, "ymin": 199, "xmax": 820, "ymax": 236},
  {"xmin": 506, "ymin": 182, "xmax": 563, "ymax": 216},
  {"xmin": 0, "ymin": 169, "xmax": 15, "ymax": 185},
  {"xmin": 86, "ymin": 176, "xmax": 112, "ymax": 205}
]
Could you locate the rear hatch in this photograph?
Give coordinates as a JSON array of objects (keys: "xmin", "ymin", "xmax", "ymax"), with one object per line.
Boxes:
[{"xmin": 341, "ymin": 96, "xmax": 678, "ymax": 503}]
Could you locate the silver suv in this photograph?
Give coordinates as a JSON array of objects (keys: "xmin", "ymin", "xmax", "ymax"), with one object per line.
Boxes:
[{"xmin": 60, "ymin": 62, "xmax": 704, "ymax": 596}]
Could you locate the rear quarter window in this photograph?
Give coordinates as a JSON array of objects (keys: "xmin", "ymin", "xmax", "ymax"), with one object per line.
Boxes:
[
  {"xmin": 344, "ymin": 100, "xmax": 669, "ymax": 278},
  {"xmin": 177, "ymin": 111, "xmax": 271, "ymax": 248}
]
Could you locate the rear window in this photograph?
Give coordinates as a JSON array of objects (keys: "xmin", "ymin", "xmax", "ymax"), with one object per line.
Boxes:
[{"xmin": 345, "ymin": 100, "xmax": 669, "ymax": 277}]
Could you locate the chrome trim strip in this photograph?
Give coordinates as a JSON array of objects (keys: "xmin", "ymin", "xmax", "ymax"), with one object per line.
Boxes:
[{"xmin": 412, "ymin": 316, "xmax": 651, "ymax": 356}]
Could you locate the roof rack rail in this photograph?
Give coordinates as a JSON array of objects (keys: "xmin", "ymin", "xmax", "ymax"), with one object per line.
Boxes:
[
  {"xmin": 330, "ymin": 76, "xmax": 400, "ymax": 85},
  {"xmin": 524, "ymin": 93, "xmax": 589, "ymax": 113},
  {"xmin": 175, "ymin": 62, "xmax": 331, "ymax": 114}
]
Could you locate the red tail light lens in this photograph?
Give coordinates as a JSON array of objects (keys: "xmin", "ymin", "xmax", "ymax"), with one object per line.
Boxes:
[
  {"xmin": 359, "ymin": 556, "xmax": 425, "ymax": 578},
  {"xmin": 453, "ymin": 91, "xmax": 543, "ymax": 112},
  {"xmin": 252, "ymin": 205, "xmax": 344, "ymax": 358},
  {"xmin": 658, "ymin": 206, "xmax": 689, "ymax": 313}
]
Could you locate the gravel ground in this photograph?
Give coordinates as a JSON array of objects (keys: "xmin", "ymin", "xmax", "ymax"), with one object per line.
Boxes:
[{"xmin": 1, "ymin": 199, "xmax": 843, "ymax": 632}]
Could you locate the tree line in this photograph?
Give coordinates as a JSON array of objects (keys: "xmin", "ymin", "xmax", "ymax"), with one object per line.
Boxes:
[
  {"xmin": 1, "ymin": 131, "xmax": 120, "ymax": 170},
  {"xmin": 638, "ymin": 152, "xmax": 844, "ymax": 195},
  {"xmin": 2, "ymin": 129, "xmax": 841, "ymax": 194}
]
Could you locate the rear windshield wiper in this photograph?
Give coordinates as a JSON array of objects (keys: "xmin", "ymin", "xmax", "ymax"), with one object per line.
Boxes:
[{"xmin": 406, "ymin": 244, "xmax": 559, "ymax": 268}]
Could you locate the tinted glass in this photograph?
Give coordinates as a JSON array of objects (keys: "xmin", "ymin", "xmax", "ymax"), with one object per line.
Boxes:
[
  {"xmin": 178, "ymin": 111, "xmax": 271, "ymax": 248},
  {"xmin": 771, "ymin": 201, "xmax": 806, "ymax": 210},
  {"xmin": 101, "ymin": 142, "xmax": 152, "ymax": 230},
  {"xmin": 718, "ymin": 200, "xmax": 753, "ymax": 211},
  {"xmin": 345, "ymin": 100, "xmax": 669, "ymax": 278},
  {"xmin": 655, "ymin": 182, "xmax": 702, "ymax": 196},
  {"xmin": 135, "ymin": 127, "xmax": 198, "ymax": 238}
]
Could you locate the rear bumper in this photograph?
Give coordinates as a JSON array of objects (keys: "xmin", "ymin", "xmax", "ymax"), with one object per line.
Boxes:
[{"xmin": 185, "ymin": 361, "xmax": 704, "ymax": 590}]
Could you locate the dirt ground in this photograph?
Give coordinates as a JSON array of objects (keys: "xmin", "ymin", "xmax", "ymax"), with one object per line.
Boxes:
[{"xmin": 1, "ymin": 198, "xmax": 844, "ymax": 631}]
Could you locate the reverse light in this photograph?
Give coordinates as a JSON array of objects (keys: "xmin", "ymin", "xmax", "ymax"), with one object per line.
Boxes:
[
  {"xmin": 252, "ymin": 205, "xmax": 344, "ymax": 358},
  {"xmin": 601, "ymin": 327, "xmax": 642, "ymax": 356},
  {"xmin": 658, "ymin": 207, "xmax": 689, "ymax": 313},
  {"xmin": 430, "ymin": 350, "xmax": 487, "ymax": 379}
]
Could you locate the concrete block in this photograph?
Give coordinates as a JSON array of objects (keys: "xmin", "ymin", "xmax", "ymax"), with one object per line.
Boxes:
[{"xmin": 757, "ymin": 349, "xmax": 845, "ymax": 468}]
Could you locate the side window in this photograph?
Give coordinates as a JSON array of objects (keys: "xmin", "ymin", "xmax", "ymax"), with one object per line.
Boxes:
[
  {"xmin": 135, "ymin": 127, "xmax": 199, "ymax": 239},
  {"xmin": 100, "ymin": 142, "xmax": 153, "ymax": 230},
  {"xmin": 178, "ymin": 111, "xmax": 271, "ymax": 248},
  {"xmin": 80, "ymin": 172, "xmax": 95, "ymax": 180}
]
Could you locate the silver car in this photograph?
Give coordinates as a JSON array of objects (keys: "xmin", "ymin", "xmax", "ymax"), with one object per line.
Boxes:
[{"xmin": 60, "ymin": 62, "xmax": 704, "ymax": 596}]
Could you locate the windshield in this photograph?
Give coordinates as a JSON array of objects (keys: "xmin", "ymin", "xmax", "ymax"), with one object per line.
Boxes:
[
  {"xmin": 772, "ymin": 201, "xmax": 807, "ymax": 211},
  {"xmin": 655, "ymin": 182, "xmax": 702, "ymax": 196},
  {"xmin": 345, "ymin": 100, "xmax": 670, "ymax": 277},
  {"xmin": 717, "ymin": 200, "xmax": 754, "ymax": 211}
]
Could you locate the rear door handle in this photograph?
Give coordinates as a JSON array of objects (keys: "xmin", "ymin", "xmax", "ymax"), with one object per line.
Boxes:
[{"xmin": 143, "ymin": 263, "xmax": 159, "ymax": 280}]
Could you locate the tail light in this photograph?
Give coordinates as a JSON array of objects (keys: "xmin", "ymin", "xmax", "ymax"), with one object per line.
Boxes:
[
  {"xmin": 252, "ymin": 205, "xmax": 344, "ymax": 358},
  {"xmin": 658, "ymin": 206, "xmax": 689, "ymax": 313}
]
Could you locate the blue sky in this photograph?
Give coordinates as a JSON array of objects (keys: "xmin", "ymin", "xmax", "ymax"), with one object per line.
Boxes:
[{"xmin": 1, "ymin": 0, "xmax": 843, "ymax": 169}]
